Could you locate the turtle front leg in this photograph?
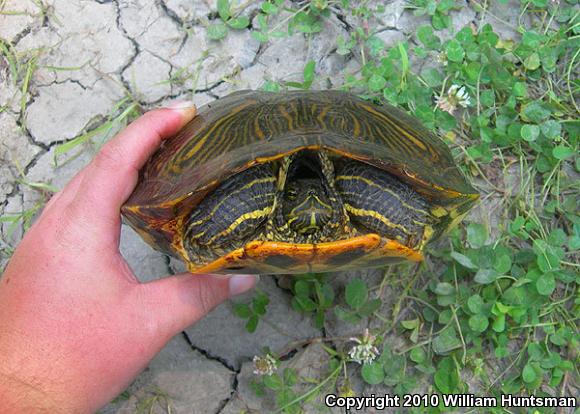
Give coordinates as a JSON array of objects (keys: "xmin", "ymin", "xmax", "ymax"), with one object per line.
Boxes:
[
  {"xmin": 184, "ymin": 164, "xmax": 276, "ymax": 263},
  {"xmin": 335, "ymin": 161, "xmax": 432, "ymax": 249}
]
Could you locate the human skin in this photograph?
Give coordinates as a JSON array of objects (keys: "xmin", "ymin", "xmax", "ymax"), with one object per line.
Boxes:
[{"xmin": 0, "ymin": 104, "xmax": 257, "ymax": 413}]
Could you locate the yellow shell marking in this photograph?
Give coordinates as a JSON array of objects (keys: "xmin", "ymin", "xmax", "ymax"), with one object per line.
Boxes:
[
  {"xmin": 360, "ymin": 104, "xmax": 428, "ymax": 151},
  {"xmin": 180, "ymin": 101, "xmax": 254, "ymax": 165}
]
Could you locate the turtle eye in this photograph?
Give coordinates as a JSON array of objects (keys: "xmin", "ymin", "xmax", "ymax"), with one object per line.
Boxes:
[{"xmin": 285, "ymin": 187, "xmax": 298, "ymax": 200}]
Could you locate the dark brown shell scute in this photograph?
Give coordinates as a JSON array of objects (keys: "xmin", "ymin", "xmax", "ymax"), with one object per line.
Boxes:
[{"xmin": 127, "ymin": 90, "xmax": 475, "ymax": 208}]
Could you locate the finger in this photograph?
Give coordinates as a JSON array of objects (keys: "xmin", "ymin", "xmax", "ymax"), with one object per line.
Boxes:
[
  {"xmin": 69, "ymin": 104, "xmax": 197, "ymax": 228},
  {"xmin": 136, "ymin": 273, "xmax": 258, "ymax": 338}
]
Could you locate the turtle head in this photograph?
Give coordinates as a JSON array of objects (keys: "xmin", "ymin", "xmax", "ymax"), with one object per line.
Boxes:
[
  {"xmin": 282, "ymin": 179, "xmax": 333, "ymax": 235},
  {"xmin": 272, "ymin": 150, "xmax": 348, "ymax": 242}
]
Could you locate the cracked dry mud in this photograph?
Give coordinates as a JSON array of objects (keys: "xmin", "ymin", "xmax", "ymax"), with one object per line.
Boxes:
[{"xmin": 0, "ymin": 1, "xmax": 528, "ymax": 413}]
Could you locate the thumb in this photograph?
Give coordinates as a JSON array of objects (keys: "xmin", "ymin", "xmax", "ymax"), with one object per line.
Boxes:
[{"xmin": 138, "ymin": 273, "xmax": 258, "ymax": 338}]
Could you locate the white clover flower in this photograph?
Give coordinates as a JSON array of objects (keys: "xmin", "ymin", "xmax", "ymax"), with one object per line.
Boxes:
[
  {"xmin": 252, "ymin": 354, "xmax": 278, "ymax": 376},
  {"xmin": 435, "ymin": 84, "xmax": 471, "ymax": 114},
  {"xmin": 348, "ymin": 329, "xmax": 380, "ymax": 365},
  {"xmin": 436, "ymin": 51, "xmax": 448, "ymax": 66}
]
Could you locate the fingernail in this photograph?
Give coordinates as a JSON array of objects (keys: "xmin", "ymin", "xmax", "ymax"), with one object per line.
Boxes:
[
  {"xmin": 229, "ymin": 274, "xmax": 259, "ymax": 297},
  {"xmin": 163, "ymin": 100, "xmax": 197, "ymax": 110}
]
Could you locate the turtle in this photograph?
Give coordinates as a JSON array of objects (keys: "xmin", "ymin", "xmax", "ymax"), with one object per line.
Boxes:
[{"xmin": 122, "ymin": 90, "xmax": 478, "ymax": 274}]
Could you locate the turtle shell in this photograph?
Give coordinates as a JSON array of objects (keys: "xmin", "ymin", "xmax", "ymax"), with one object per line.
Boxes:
[{"xmin": 122, "ymin": 90, "xmax": 478, "ymax": 274}]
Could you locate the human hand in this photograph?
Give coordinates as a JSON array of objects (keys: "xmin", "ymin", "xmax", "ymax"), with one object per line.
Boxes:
[{"xmin": 0, "ymin": 104, "xmax": 257, "ymax": 413}]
